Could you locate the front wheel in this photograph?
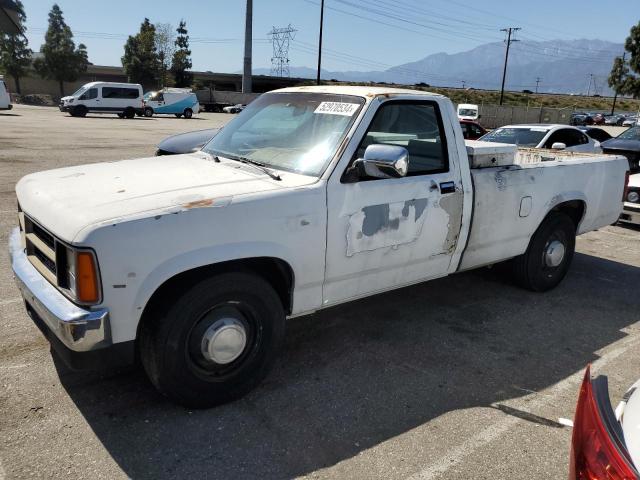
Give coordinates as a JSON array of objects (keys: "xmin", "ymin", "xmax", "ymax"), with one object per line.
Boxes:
[
  {"xmin": 183, "ymin": 108, "xmax": 193, "ymax": 119},
  {"xmin": 144, "ymin": 107, "xmax": 153, "ymax": 117},
  {"xmin": 140, "ymin": 272, "xmax": 286, "ymax": 408},
  {"xmin": 512, "ymin": 212, "xmax": 576, "ymax": 292}
]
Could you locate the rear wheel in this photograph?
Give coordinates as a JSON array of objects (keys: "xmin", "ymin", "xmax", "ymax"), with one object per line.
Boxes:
[
  {"xmin": 144, "ymin": 107, "xmax": 153, "ymax": 117},
  {"xmin": 512, "ymin": 212, "xmax": 576, "ymax": 292},
  {"xmin": 140, "ymin": 272, "xmax": 286, "ymax": 408},
  {"xmin": 183, "ymin": 108, "xmax": 193, "ymax": 119},
  {"xmin": 124, "ymin": 107, "xmax": 136, "ymax": 119}
]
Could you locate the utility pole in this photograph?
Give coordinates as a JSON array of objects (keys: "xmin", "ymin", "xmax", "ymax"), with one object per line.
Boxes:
[
  {"xmin": 611, "ymin": 52, "xmax": 626, "ymax": 115},
  {"xmin": 535, "ymin": 77, "xmax": 541, "ymax": 94},
  {"xmin": 316, "ymin": 0, "xmax": 325, "ymax": 85},
  {"xmin": 461, "ymin": 80, "xmax": 466, "ymax": 89},
  {"xmin": 586, "ymin": 73, "xmax": 594, "ymax": 97},
  {"xmin": 499, "ymin": 27, "xmax": 520, "ymax": 105},
  {"xmin": 242, "ymin": 0, "xmax": 252, "ymax": 93}
]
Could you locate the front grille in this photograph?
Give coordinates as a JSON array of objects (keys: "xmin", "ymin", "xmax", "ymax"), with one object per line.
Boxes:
[{"xmin": 19, "ymin": 210, "xmax": 65, "ymax": 288}]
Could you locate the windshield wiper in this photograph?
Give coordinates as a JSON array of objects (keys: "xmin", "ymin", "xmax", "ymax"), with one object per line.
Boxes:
[{"xmin": 224, "ymin": 155, "xmax": 282, "ymax": 181}]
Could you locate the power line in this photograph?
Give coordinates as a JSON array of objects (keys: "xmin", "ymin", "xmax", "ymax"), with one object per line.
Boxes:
[{"xmin": 499, "ymin": 27, "xmax": 520, "ymax": 105}]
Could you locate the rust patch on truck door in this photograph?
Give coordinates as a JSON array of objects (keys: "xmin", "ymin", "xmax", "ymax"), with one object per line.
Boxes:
[{"xmin": 346, "ymin": 199, "xmax": 428, "ymax": 256}]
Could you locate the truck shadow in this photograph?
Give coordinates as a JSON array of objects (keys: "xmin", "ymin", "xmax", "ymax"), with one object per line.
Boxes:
[{"xmin": 54, "ymin": 252, "xmax": 640, "ymax": 479}]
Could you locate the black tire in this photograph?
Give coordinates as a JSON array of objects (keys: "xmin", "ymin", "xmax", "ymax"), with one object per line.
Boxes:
[
  {"xmin": 73, "ymin": 105, "xmax": 87, "ymax": 117},
  {"xmin": 117, "ymin": 113, "xmax": 125, "ymax": 118},
  {"xmin": 183, "ymin": 108, "xmax": 193, "ymax": 119},
  {"xmin": 140, "ymin": 272, "xmax": 286, "ymax": 408},
  {"xmin": 144, "ymin": 107, "xmax": 153, "ymax": 117},
  {"xmin": 124, "ymin": 107, "xmax": 136, "ymax": 119},
  {"xmin": 175, "ymin": 113, "xmax": 182, "ymax": 118},
  {"xmin": 512, "ymin": 212, "xmax": 576, "ymax": 292}
]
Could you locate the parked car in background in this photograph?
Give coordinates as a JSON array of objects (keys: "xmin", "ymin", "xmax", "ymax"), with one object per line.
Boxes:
[
  {"xmin": 602, "ymin": 126, "xmax": 640, "ymax": 173},
  {"xmin": 623, "ymin": 115, "xmax": 639, "ymax": 127},
  {"xmin": 479, "ymin": 124, "xmax": 602, "ymax": 153},
  {"xmin": 620, "ymin": 173, "xmax": 640, "ymax": 225},
  {"xmin": 222, "ymin": 103, "xmax": 245, "ymax": 113},
  {"xmin": 569, "ymin": 366, "xmax": 640, "ymax": 479},
  {"xmin": 570, "ymin": 112, "xmax": 594, "ymax": 126},
  {"xmin": 59, "ymin": 82, "xmax": 144, "ymax": 118},
  {"xmin": 578, "ymin": 126, "xmax": 612, "ymax": 143},
  {"xmin": 142, "ymin": 88, "xmax": 200, "ymax": 118},
  {"xmin": 457, "ymin": 103, "xmax": 479, "ymax": 121},
  {"xmin": 605, "ymin": 113, "xmax": 627, "ymax": 126},
  {"xmin": 459, "ymin": 119, "xmax": 487, "ymax": 140},
  {"xmin": 0, "ymin": 75, "xmax": 12, "ymax": 110},
  {"xmin": 591, "ymin": 113, "xmax": 606, "ymax": 125},
  {"xmin": 156, "ymin": 128, "xmax": 218, "ymax": 155}
]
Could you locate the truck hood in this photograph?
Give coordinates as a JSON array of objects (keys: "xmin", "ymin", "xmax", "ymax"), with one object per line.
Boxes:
[{"xmin": 16, "ymin": 152, "xmax": 314, "ymax": 242}]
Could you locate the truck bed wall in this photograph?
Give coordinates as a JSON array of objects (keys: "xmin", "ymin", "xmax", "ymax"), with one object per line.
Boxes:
[{"xmin": 459, "ymin": 157, "xmax": 628, "ymax": 271}]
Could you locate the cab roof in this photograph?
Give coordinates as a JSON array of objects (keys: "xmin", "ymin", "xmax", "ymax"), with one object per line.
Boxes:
[{"xmin": 272, "ymin": 85, "xmax": 443, "ymax": 99}]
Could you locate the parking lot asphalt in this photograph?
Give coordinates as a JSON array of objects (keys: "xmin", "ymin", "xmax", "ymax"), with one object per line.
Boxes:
[{"xmin": 1, "ymin": 104, "xmax": 639, "ymax": 480}]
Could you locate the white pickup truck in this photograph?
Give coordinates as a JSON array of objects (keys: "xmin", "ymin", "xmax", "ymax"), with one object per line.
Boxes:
[{"xmin": 10, "ymin": 86, "xmax": 629, "ymax": 408}]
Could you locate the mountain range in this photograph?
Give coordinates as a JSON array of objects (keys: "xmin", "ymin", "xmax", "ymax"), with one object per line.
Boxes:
[{"xmin": 253, "ymin": 39, "xmax": 623, "ymax": 95}]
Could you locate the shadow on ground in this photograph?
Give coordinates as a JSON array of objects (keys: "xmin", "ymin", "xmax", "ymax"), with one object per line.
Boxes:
[{"xmin": 54, "ymin": 252, "xmax": 640, "ymax": 479}]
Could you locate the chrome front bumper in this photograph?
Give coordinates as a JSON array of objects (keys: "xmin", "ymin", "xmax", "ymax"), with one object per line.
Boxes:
[{"xmin": 9, "ymin": 227, "xmax": 111, "ymax": 352}]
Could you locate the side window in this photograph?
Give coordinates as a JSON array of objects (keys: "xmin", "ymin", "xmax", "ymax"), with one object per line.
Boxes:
[
  {"xmin": 545, "ymin": 130, "xmax": 570, "ymax": 148},
  {"xmin": 471, "ymin": 124, "xmax": 484, "ymax": 137},
  {"xmin": 87, "ymin": 88, "xmax": 97, "ymax": 100},
  {"xmin": 124, "ymin": 88, "xmax": 140, "ymax": 99},
  {"xmin": 155, "ymin": 92, "xmax": 164, "ymax": 101},
  {"xmin": 355, "ymin": 101, "xmax": 449, "ymax": 176},
  {"xmin": 102, "ymin": 87, "xmax": 139, "ymax": 99},
  {"xmin": 460, "ymin": 123, "xmax": 470, "ymax": 139},
  {"xmin": 102, "ymin": 87, "xmax": 116, "ymax": 98}
]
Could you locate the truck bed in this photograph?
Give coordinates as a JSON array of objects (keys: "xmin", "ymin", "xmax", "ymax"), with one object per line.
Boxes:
[{"xmin": 458, "ymin": 151, "xmax": 628, "ymax": 271}]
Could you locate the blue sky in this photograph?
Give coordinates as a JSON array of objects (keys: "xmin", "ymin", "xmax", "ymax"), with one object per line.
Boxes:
[{"xmin": 23, "ymin": 0, "xmax": 635, "ymax": 74}]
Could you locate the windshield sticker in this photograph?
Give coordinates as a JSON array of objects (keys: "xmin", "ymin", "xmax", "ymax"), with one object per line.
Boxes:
[{"xmin": 314, "ymin": 102, "xmax": 360, "ymax": 116}]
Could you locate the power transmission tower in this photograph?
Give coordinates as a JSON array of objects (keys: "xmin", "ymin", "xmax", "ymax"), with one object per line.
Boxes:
[
  {"xmin": 535, "ymin": 77, "xmax": 541, "ymax": 94},
  {"xmin": 461, "ymin": 80, "xmax": 466, "ymax": 89},
  {"xmin": 586, "ymin": 73, "xmax": 594, "ymax": 96},
  {"xmin": 499, "ymin": 27, "xmax": 520, "ymax": 105},
  {"xmin": 268, "ymin": 24, "xmax": 297, "ymax": 77}
]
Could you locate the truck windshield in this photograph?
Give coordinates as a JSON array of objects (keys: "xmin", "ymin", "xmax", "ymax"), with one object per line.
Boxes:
[
  {"xmin": 203, "ymin": 92, "xmax": 365, "ymax": 176},
  {"xmin": 71, "ymin": 86, "xmax": 87, "ymax": 97},
  {"xmin": 459, "ymin": 109, "xmax": 477, "ymax": 116},
  {"xmin": 480, "ymin": 127, "xmax": 547, "ymax": 147}
]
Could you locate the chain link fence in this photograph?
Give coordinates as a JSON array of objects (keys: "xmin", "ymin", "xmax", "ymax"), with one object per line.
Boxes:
[{"xmin": 477, "ymin": 105, "xmax": 575, "ymax": 129}]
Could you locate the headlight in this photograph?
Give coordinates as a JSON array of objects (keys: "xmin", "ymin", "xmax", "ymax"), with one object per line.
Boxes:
[
  {"xmin": 67, "ymin": 98, "xmax": 74, "ymax": 104},
  {"xmin": 628, "ymin": 191, "xmax": 640, "ymax": 203},
  {"xmin": 65, "ymin": 247, "xmax": 100, "ymax": 304}
]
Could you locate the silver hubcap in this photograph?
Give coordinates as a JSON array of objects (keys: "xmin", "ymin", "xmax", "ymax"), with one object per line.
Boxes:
[
  {"xmin": 201, "ymin": 318, "xmax": 247, "ymax": 364},
  {"xmin": 545, "ymin": 240, "xmax": 565, "ymax": 267}
]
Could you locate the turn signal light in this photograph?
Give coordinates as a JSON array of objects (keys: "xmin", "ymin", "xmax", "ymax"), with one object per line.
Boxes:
[{"xmin": 76, "ymin": 251, "xmax": 100, "ymax": 303}]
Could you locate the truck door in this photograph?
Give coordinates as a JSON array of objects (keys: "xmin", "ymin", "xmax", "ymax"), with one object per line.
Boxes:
[{"xmin": 324, "ymin": 99, "xmax": 465, "ymax": 306}]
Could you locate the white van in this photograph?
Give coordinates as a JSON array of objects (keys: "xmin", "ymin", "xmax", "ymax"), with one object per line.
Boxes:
[
  {"xmin": 142, "ymin": 88, "xmax": 200, "ymax": 118},
  {"xmin": 0, "ymin": 76, "xmax": 12, "ymax": 110},
  {"xmin": 457, "ymin": 103, "xmax": 479, "ymax": 121},
  {"xmin": 59, "ymin": 82, "xmax": 144, "ymax": 118}
]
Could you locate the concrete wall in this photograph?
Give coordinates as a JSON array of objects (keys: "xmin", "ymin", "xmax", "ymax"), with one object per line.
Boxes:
[{"xmin": 478, "ymin": 104, "xmax": 574, "ymax": 128}]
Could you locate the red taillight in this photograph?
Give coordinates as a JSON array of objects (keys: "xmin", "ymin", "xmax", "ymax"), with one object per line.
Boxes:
[
  {"xmin": 623, "ymin": 171, "xmax": 630, "ymax": 202},
  {"xmin": 569, "ymin": 366, "xmax": 638, "ymax": 480}
]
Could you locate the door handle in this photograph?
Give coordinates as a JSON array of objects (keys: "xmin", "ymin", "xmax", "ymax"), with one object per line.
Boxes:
[{"xmin": 440, "ymin": 181, "xmax": 456, "ymax": 194}]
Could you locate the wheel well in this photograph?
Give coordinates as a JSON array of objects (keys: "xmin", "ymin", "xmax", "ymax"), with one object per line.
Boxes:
[
  {"xmin": 550, "ymin": 200, "xmax": 585, "ymax": 230},
  {"xmin": 137, "ymin": 257, "xmax": 294, "ymax": 338}
]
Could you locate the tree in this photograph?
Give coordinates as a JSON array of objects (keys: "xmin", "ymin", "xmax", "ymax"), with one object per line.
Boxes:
[
  {"xmin": 33, "ymin": 4, "xmax": 88, "ymax": 97},
  {"xmin": 0, "ymin": 0, "xmax": 32, "ymax": 94},
  {"xmin": 171, "ymin": 20, "xmax": 192, "ymax": 88},
  {"xmin": 155, "ymin": 23, "xmax": 175, "ymax": 88},
  {"xmin": 609, "ymin": 21, "xmax": 640, "ymax": 99},
  {"xmin": 121, "ymin": 18, "xmax": 159, "ymax": 89}
]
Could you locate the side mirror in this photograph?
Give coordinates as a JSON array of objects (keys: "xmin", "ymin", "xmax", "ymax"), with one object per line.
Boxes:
[
  {"xmin": 353, "ymin": 144, "xmax": 409, "ymax": 180},
  {"xmin": 477, "ymin": 114, "xmax": 482, "ymax": 119},
  {"xmin": 551, "ymin": 142, "xmax": 566, "ymax": 150}
]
